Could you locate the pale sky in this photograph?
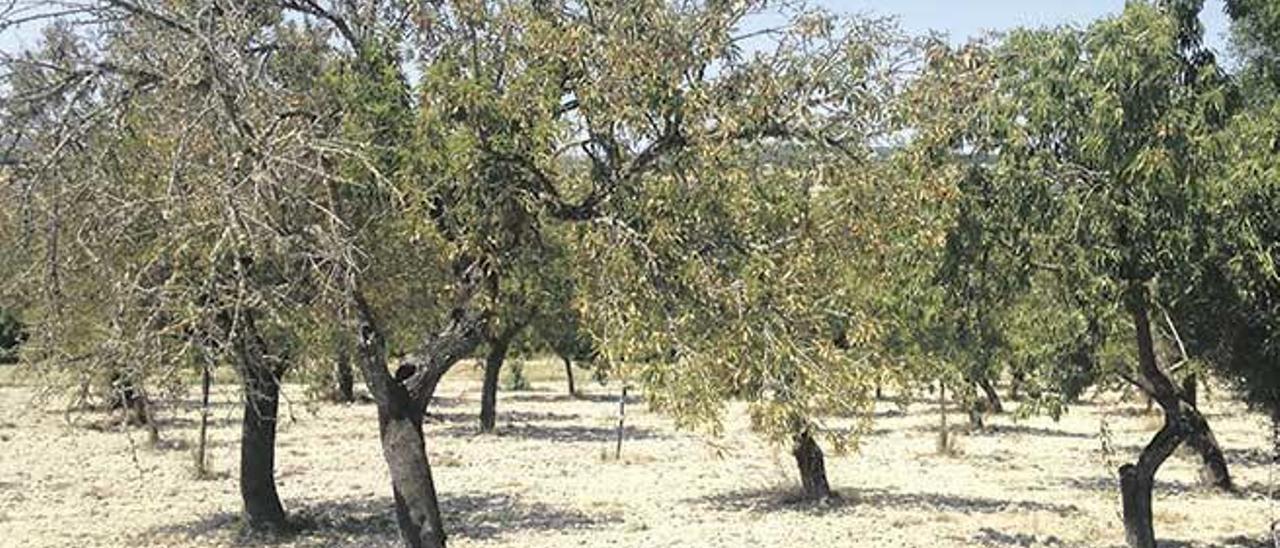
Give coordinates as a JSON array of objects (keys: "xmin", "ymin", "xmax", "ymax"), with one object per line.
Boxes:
[
  {"xmin": 0, "ymin": 1, "xmax": 1236, "ymax": 58},
  {"xmin": 808, "ymin": 0, "xmax": 1232, "ymax": 51}
]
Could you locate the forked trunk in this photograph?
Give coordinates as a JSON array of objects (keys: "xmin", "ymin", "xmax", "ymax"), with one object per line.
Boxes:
[
  {"xmin": 1118, "ymin": 287, "xmax": 1202, "ymax": 546},
  {"xmin": 348, "ymin": 290, "xmax": 485, "ymax": 548},
  {"xmin": 792, "ymin": 430, "xmax": 834, "ymax": 500}
]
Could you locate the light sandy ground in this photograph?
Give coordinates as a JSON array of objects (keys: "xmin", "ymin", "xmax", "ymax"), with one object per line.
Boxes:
[{"xmin": 0, "ymin": 363, "xmax": 1275, "ymax": 548}]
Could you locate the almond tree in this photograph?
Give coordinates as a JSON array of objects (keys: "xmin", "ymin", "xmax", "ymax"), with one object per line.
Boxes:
[{"xmin": 910, "ymin": 3, "xmax": 1238, "ymax": 545}]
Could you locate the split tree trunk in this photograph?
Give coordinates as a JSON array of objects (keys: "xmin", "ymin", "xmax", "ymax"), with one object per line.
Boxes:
[
  {"xmin": 378, "ymin": 388, "xmax": 446, "ymax": 548},
  {"xmin": 1118, "ymin": 287, "xmax": 1225, "ymax": 547},
  {"xmin": 348, "ymin": 289, "xmax": 485, "ymax": 548},
  {"xmin": 792, "ymin": 430, "xmax": 834, "ymax": 500},
  {"xmin": 1184, "ymin": 409, "xmax": 1233, "ymax": 491}
]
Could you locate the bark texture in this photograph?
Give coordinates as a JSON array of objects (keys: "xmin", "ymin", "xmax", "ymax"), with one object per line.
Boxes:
[
  {"xmin": 233, "ymin": 314, "xmax": 289, "ymax": 530},
  {"xmin": 350, "ymin": 291, "xmax": 485, "ymax": 548},
  {"xmin": 792, "ymin": 430, "xmax": 834, "ymax": 500},
  {"xmin": 479, "ymin": 322, "xmax": 525, "ymax": 433}
]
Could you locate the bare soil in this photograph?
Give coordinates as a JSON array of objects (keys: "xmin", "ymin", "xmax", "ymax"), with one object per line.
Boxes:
[{"xmin": 0, "ymin": 363, "xmax": 1274, "ymax": 547}]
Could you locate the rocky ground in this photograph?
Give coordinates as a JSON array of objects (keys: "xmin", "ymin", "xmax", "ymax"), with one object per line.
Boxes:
[{"xmin": 0, "ymin": 362, "xmax": 1274, "ymax": 547}]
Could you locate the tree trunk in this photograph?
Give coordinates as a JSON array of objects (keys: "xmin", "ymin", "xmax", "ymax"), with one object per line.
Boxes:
[
  {"xmin": 378, "ymin": 391, "xmax": 446, "ymax": 548},
  {"xmin": 479, "ymin": 335, "xmax": 511, "ymax": 433},
  {"xmin": 614, "ymin": 385, "xmax": 627, "ymax": 460},
  {"xmin": 1117, "ymin": 286, "xmax": 1198, "ymax": 546},
  {"xmin": 110, "ymin": 372, "xmax": 148, "ymax": 426},
  {"xmin": 195, "ymin": 362, "xmax": 212, "ymax": 478},
  {"xmin": 232, "ymin": 313, "xmax": 289, "ymax": 531},
  {"xmin": 1184, "ymin": 407, "xmax": 1234, "ymax": 491},
  {"xmin": 1181, "ymin": 374, "xmax": 1197, "ymax": 408},
  {"xmin": 1120, "ymin": 414, "xmax": 1187, "ymax": 548},
  {"xmin": 938, "ymin": 380, "xmax": 951, "ymax": 454},
  {"xmin": 563, "ymin": 356, "xmax": 576, "ymax": 397},
  {"xmin": 979, "ymin": 377, "xmax": 1003, "ymax": 413},
  {"xmin": 335, "ymin": 339, "xmax": 355, "ymax": 403},
  {"xmin": 347, "ymin": 290, "xmax": 484, "ymax": 548},
  {"xmin": 1130, "ymin": 297, "xmax": 1233, "ymax": 492},
  {"xmin": 792, "ymin": 430, "xmax": 834, "ymax": 500},
  {"xmin": 239, "ymin": 363, "xmax": 287, "ymax": 529}
]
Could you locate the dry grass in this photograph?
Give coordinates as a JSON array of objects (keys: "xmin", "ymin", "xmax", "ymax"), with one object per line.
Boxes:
[{"xmin": 0, "ymin": 360, "xmax": 1274, "ymax": 548}]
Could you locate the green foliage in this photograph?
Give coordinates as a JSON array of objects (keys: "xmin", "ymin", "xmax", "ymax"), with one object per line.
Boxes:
[
  {"xmin": 502, "ymin": 360, "xmax": 531, "ymax": 391},
  {"xmin": 906, "ymin": 2, "xmax": 1237, "ymax": 416},
  {"xmin": 0, "ymin": 308, "xmax": 23, "ymax": 363}
]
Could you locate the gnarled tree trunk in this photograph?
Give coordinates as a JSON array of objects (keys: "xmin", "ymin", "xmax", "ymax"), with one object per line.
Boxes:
[
  {"xmin": 349, "ymin": 290, "xmax": 485, "ymax": 548},
  {"xmin": 1128, "ymin": 301, "xmax": 1233, "ymax": 492},
  {"xmin": 792, "ymin": 430, "xmax": 834, "ymax": 500},
  {"xmin": 1120, "ymin": 412, "xmax": 1187, "ymax": 548},
  {"xmin": 1119, "ymin": 286, "xmax": 1225, "ymax": 547}
]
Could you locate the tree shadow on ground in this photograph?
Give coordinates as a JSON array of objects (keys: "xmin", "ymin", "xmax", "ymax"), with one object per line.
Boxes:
[
  {"xmin": 970, "ymin": 423, "xmax": 1094, "ymax": 439},
  {"xmin": 1223, "ymin": 446, "xmax": 1273, "ymax": 467},
  {"xmin": 1160, "ymin": 535, "xmax": 1272, "ymax": 548},
  {"xmin": 972, "ymin": 527, "xmax": 1072, "ymax": 547},
  {"xmin": 505, "ymin": 391, "xmax": 642, "ymax": 405},
  {"xmin": 436, "ymin": 422, "xmax": 666, "ymax": 443},
  {"xmin": 690, "ymin": 486, "xmax": 1081, "ymax": 517},
  {"xmin": 138, "ymin": 491, "xmax": 622, "ymax": 547},
  {"xmin": 1061, "ymin": 475, "xmax": 1203, "ymax": 497},
  {"xmin": 898, "ymin": 422, "xmax": 1093, "ymax": 440},
  {"xmin": 425, "ymin": 410, "xmax": 584, "ymax": 425}
]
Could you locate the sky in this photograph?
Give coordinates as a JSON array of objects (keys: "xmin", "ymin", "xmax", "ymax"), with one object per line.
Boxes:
[
  {"xmin": 804, "ymin": 0, "xmax": 1233, "ymax": 51},
  {"xmin": 0, "ymin": 1, "xmax": 1236, "ymax": 57}
]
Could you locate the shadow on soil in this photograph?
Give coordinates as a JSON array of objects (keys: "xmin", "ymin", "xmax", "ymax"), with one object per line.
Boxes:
[
  {"xmin": 436, "ymin": 421, "xmax": 666, "ymax": 443},
  {"xmin": 425, "ymin": 410, "xmax": 584, "ymax": 425},
  {"xmin": 972, "ymin": 527, "xmax": 1072, "ymax": 547},
  {"xmin": 505, "ymin": 391, "xmax": 643, "ymax": 405},
  {"xmin": 1161, "ymin": 535, "xmax": 1272, "ymax": 548},
  {"xmin": 691, "ymin": 486, "xmax": 1082, "ymax": 517},
  {"xmin": 139, "ymin": 491, "xmax": 622, "ymax": 546},
  {"xmin": 1063, "ymin": 475, "xmax": 1280, "ymax": 501}
]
